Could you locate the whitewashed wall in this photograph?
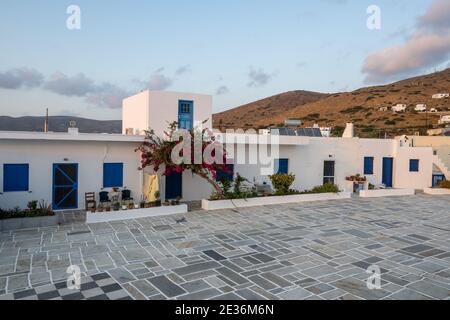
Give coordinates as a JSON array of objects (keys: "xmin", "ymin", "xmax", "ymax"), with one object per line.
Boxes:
[
  {"xmin": 0, "ymin": 140, "xmax": 142, "ymax": 210},
  {"xmin": 123, "ymin": 90, "xmax": 212, "ymax": 136}
]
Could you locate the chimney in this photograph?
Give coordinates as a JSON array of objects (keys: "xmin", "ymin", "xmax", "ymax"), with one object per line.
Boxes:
[
  {"xmin": 342, "ymin": 123, "xmax": 354, "ymax": 138},
  {"xmin": 68, "ymin": 120, "xmax": 79, "ymax": 134},
  {"xmin": 44, "ymin": 108, "xmax": 49, "ymax": 132}
]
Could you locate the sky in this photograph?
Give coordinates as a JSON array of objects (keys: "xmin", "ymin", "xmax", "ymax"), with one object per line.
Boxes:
[{"xmin": 0, "ymin": 0, "xmax": 449, "ymax": 120}]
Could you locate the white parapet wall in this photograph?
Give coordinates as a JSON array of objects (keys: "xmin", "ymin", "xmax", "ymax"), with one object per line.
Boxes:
[
  {"xmin": 423, "ymin": 188, "xmax": 450, "ymax": 195},
  {"xmin": 201, "ymin": 192, "xmax": 352, "ymax": 211},
  {"xmin": 86, "ymin": 204, "xmax": 188, "ymax": 223},
  {"xmin": 359, "ymin": 189, "xmax": 415, "ymax": 198}
]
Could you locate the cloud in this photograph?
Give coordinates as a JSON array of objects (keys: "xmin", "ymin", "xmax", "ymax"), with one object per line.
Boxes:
[
  {"xmin": 363, "ymin": 33, "xmax": 450, "ymax": 82},
  {"xmin": 216, "ymin": 86, "xmax": 229, "ymax": 95},
  {"xmin": 0, "ymin": 67, "xmax": 44, "ymax": 89},
  {"xmin": 247, "ymin": 67, "xmax": 274, "ymax": 87},
  {"xmin": 417, "ymin": 0, "xmax": 450, "ymax": 31},
  {"xmin": 297, "ymin": 62, "xmax": 307, "ymax": 68},
  {"xmin": 44, "ymin": 72, "xmax": 130, "ymax": 109},
  {"xmin": 134, "ymin": 68, "xmax": 174, "ymax": 90},
  {"xmin": 362, "ymin": 0, "xmax": 450, "ymax": 83},
  {"xmin": 85, "ymin": 83, "xmax": 130, "ymax": 109},
  {"xmin": 44, "ymin": 72, "xmax": 96, "ymax": 96},
  {"xmin": 175, "ymin": 65, "xmax": 191, "ymax": 76}
]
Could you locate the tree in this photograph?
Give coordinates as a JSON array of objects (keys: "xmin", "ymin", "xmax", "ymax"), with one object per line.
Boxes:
[{"xmin": 136, "ymin": 121, "xmax": 231, "ymax": 199}]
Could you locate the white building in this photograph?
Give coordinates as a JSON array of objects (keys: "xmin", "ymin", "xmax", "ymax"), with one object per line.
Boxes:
[
  {"xmin": 439, "ymin": 115, "xmax": 450, "ymax": 124},
  {"xmin": 415, "ymin": 104, "xmax": 427, "ymax": 112},
  {"xmin": 432, "ymin": 93, "xmax": 449, "ymax": 99},
  {"xmin": 0, "ymin": 90, "xmax": 440, "ymax": 211},
  {"xmin": 392, "ymin": 104, "xmax": 407, "ymax": 112}
]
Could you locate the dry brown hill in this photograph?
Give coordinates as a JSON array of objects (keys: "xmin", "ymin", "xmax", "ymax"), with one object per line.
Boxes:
[
  {"xmin": 213, "ymin": 68, "xmax": 450, "ymax": 137},
  {"xmin": 213, "ymin": 90, "xmax": 327, "ymax": 128}
]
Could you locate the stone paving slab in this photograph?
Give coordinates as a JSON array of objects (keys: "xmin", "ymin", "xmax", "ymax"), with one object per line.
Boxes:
[{"xmin": 0, "ymin": 194, "xmax": 449, "ymax": 300}]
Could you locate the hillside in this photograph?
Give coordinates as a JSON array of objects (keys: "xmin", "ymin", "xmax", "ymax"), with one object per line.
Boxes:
[
  {"xmin": 213, "ymin": 68, "xmax": 450, "ymax": 137},
  {"xmin": 213, "ymin": 90, "xmax": 327, "ymax": 129},
  {"xmin": 0, "ymin": 116, "xmax": 121, "ymax": 133}
]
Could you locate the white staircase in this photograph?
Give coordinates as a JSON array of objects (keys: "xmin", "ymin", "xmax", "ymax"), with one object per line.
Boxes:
[{"xmin": 433, "ymin": 154, "xmax": 450, "ymax": 180}]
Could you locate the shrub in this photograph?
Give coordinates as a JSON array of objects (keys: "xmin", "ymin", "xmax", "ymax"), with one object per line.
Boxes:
[
  {"xmin": 0, "ymin": 201, "xmax": 54, "ymax": 220},
  {"xmin": 438, "ymin": 180, "xmax": 450, "ymax": 189},
  {"xmin": 309, "ymin": 183, "xmax": 340, "ymax": 194},
  {"xmin": 209, "ymin": 173, "xmax": 257, "ymax": 200},
  {"xmin": 270, "ymin": 173, "xmax": 296, "ymax": 195}
]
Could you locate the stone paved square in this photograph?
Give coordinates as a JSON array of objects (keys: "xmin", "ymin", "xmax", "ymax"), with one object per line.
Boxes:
[{"xmin": 0, "ymin": 194, "xmax": 449, "ymax": 300}]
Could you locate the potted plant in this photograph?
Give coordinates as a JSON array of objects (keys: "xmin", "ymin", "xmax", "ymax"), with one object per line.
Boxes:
[
  {"xmin": 175, "ymin": 196, "xmax": 181, "ymax": 205},
  {"xmin": 113, "ymin": 202, "xmax": 120, "ymax": 211},
  {"xmin": 105, "ymin": 205, "xmax": 111, "ymax": 212},
  {"xmin": 121, "ymin": 201, "xmax": 128, "ymax": 210},
  {"xmin": 154, "ymin": 191, "xmax": 161, "ymax": 207},
  {"xmin": 163, "ymin": 200, "xmax": 170, "ymax": 206},
  {"xmin": 97, "ymin": 204, "xmax": 104, "ymax": 213},
  {"xmin": 170, "ymin": 199, "xmax": 176, "ymax": 206},
  {"xmin": 134, "ymin": 203, "xmax": 140, "ymax": 209},
  {"xmin": 128, "ymin": 202, "xmax": 134, "ymax": 210},
  {"xmin": 140, "ymin": 196, "xmax": 146, "ymax": 208}
]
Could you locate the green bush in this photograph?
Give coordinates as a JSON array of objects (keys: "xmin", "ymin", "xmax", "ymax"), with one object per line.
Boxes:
[
  {"xmin": 210, "ymin": 173, "xmax": 257, "ymax": 200},
  {"xmin": 0, "ymin": 201, "xmax": 54, "ymax": 220},
  {"xmin": 270, "ymin": 173, "xmax": 296, "ymax": 195},
  {"xmin": 438, "ymin": 180, "xmax": 450, "ymax": 189},
  {"xmin": 309, "ymin": 183, "xmax": 340, "ymax": 194}
]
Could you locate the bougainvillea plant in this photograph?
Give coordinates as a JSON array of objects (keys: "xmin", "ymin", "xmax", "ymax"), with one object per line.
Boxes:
[{"xmin": 136, "ymin": 121, "xmax": 232, "ymax": 199}]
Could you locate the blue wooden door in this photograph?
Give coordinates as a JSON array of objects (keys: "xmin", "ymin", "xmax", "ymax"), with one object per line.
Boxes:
[
  {"xmin": 382, "ymin": 157, "xmax": 393, "ymax": 187},
  {"xmin": 53, "ymin": 164, "xmax": 78, "ymax": 210},
  {"xmin": 165, "ymin": 172, "xmax": 182, "ymax": 199},
  {"xmin": 178, "ymin": 100, "xmax": 193, "ymax": 130},
  {"xmin": 432, "ymin": 174, "xmax": 445, "ymax": 187}
]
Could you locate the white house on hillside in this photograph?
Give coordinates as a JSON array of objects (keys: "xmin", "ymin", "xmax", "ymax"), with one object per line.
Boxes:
[
  {"xmin": 439, "ymin": 115, "xmax": 450, "ymax": 124},
  {"xmin": 432, "ymin": 93, "xmax": 449, "ymax": 99},
  {"xmin": 415, "ymin": 104, "xmax": 427, "ymax": 112},
  {"xmin": 392, "ymin": 104, "xmax": 407, "ymax": 112}
]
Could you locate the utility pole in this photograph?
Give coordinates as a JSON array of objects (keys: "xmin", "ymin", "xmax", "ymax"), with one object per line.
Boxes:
[{"xmin": 44, "ymin": 108, "xmax": 49, "ymax": 132}]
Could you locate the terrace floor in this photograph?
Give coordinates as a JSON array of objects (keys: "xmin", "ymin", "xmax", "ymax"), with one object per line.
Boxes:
[{"xmin": 0, "ymin": 194, "xmax": 449, "ymax": 300}]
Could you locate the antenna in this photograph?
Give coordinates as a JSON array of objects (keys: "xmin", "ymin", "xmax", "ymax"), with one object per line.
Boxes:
[{"xmin": 44, "ymin": 108, "xmax": 49, "ymax": 132}]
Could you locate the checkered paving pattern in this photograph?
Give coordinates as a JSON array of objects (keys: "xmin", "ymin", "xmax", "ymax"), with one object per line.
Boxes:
[
  {"xmin": 0, "ymin": 273, "xmax": 132, "ymax": 300},
  {"xmin": 0, "ymin": 194, "xmax": 449, "ymax": 300}
]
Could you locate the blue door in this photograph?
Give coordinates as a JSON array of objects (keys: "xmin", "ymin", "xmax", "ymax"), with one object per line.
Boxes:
[
  {"xmin": 178, "ymin": 100, "xmax": 193, "ymax": 130},
  {"xmin": 432, "ymin": 174, "xmax": 445, "ymax": 187},
  {"xmin": 165, "ymin": 172, "xmax": 182, "ymax": 199},
  {"xmin": 382, "ymin": 157, "xmax": 393, "ymax": 187},
  {"xmin": 53, "ymin": 164, "xmax": 78, "ymax": 210}
]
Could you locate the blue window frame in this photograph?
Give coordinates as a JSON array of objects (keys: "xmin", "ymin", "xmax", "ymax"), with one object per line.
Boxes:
[
  {"xmin": 103, "ymin": 163, "xmax": 123, "ymax": 188},
  {"xmin": 3, "ymin": 164, "xmax": 29, "ymax": 192},
  {"xmin": 178, "ymin": 100, "xmax": 194, "ymax": 130},
  {"xmin": 364, "ymin": 157, "xmax": 374, "ymax": 175},
  {"xmin": 275, "ymin": 159, "xmax": 289, "ymax": 174},
  {"xmin": 323, "ymin": 160, "xmax": 335, "ymax": 185},
  {"xmin": 216, "ymin": 164, "xmax": 234, "ymax": 182},
  {"xmin": 409, "ymin": 159, "xmax": 419, "ymax": 172}
]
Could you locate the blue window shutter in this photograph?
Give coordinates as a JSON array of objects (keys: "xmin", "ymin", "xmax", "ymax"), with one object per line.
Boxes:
[
  {"xmin": 3, "ymin": 164, "xmax": 29, "ymax": 192},
  {"xmin": 103, "ymin": 163, "xmax": 123, "ymax": 188},
  {"xmin": 275, "ymin": 159, "xmax": 289, "ymax": 174},
  {"xmin": 409, "ymin": 159, "xmax": 419, "ymax": 172},
  {"xmin": 364, "ymin": 157, "xmax": 374, "ymax": 175},
  {"xmin": 178, "ymin": 100, "xmax": 194, "ymax": 130}
]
